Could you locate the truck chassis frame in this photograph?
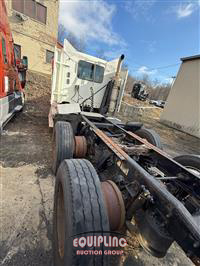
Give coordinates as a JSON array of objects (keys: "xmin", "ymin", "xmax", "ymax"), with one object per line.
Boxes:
[{"xmin": 54, "ymin": 112, "xmax": 200, "ymax": 265}]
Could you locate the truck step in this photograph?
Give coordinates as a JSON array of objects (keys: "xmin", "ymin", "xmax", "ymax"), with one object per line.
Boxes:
[{"xmin": 14, "ymin": 105, "xmax": 23, "ymax": 112}]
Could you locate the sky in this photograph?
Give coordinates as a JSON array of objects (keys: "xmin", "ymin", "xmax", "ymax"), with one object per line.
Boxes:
[{"xmin": 59, "ymin": 0, "xmax": 200, "ymax": 83}]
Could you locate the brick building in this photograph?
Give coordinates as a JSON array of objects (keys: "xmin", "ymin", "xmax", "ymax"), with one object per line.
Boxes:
[{"xmin": 6, "ymin": 0, "xmax": 60, "ymax": 75}]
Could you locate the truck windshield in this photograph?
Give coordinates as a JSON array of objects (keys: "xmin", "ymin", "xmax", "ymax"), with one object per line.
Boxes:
[{"xmin": 77, "ymin": 60, "xmax": 104, "ymax": 83}]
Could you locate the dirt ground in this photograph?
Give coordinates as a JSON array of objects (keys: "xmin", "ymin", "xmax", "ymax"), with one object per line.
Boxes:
[
  {"xmin": 0, "ymin": 76, "xmax": 199, "ymax": 266},
  {"xmin": 119, "ymin": 94, "xmax": 200, "ymax": 157}
]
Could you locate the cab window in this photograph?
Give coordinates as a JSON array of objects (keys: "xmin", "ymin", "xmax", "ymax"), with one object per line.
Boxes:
[
  {"xmin": 94, "ymin": 65, "xmax": 104, "ymax": 83},
  {"xmin": 77, "ymin": 60, "xmax": 104, "ymax": 83},
  {"xmin": 2, "ymin": 38, "xmax": 8, "ymax": 64},
  {"xmin": 77, "ymin": 61, "xmax": 94, "ymax": 81}
]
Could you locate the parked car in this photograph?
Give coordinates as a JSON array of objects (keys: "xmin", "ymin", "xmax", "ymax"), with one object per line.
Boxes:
[
  {"xmin": 149, "ymin": 100, "xmax": 157, "ymax": 105},
  {"xmin": 155, "ymin": 100, "xmax": 166, "ymax": 108},
  {"xmin": 149, "ymin": 100, "xmax": 165, "ymax": 108}
]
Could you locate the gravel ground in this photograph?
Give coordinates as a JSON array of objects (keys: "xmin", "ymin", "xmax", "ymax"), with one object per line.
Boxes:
[{"xmin": 0, "ymin": 76, "xmax": 199, "ymax": 266}]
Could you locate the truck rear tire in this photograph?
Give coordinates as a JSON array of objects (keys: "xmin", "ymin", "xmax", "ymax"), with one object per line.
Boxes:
[
  {"xmin": 135, "ymin": 128, "xmax": 162, "ymax": 149},
  {"xmin": 174, "ymin": 154, "xmax": 200, "ymax": 174},
  {"xmin": 124, "ymin": 122, "xmax": 143, "ymax": 132},
  {"xmin": 52, "ymin": 121, "xmax": 74, "ymax": 174},
  {"xmin": 53, "ymin": 159, "xmax": 110, "ymax": 266}
]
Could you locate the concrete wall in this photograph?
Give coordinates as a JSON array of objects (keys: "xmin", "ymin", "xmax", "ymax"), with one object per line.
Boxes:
[
  {"xmin": 6, "ymin": 0, "xmax": 59, "ymax": 75},
  {"xmin": 120, "ymin": 101, "xmax": 160, "ymax": 120},
  {"xmin": 160, "ymin": 59, "xmax": 200, "ymax": 138}
]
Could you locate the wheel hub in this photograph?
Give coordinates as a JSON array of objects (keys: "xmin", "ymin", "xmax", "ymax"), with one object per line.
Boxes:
[
  {"xmin": 74, "ymin": 136, "xmax": 87, "ymax": 158},
  {"xmin": 101, "ymin": 180, "xmax": 125, "ymax": 231}
]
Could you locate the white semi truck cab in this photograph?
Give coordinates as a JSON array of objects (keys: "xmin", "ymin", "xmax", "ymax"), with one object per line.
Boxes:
[{"xmin": 49, "ymin": 39, "xmax": 128, "ymax": 127}]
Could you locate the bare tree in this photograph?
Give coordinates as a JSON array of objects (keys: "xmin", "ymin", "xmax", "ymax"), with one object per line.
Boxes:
[
  {"xmin": 159, "ymin": 84, "xmax": 171, "ymax": 101},
  {"xmin": 149, "ymin": 83, "xmax": 171, "ymax": 101},
  {"xmin": 58, "ymin": 23, "xmax": 86, "ymax": 52},
  {"xmin": 140, "ymin": 74, "xmax": 153, "ymax": 88},
  {"xmin": 125, "ymin": 74, "xmax": 137, "ymax": 93}
]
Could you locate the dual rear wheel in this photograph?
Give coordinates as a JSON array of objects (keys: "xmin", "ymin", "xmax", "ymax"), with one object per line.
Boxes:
[
  {"xmin": 52, "ymin": 121, "xmax": 87, "ymax": 174},
  {"xmin": 52, "ymin": 121, "xmax": 74, "ymax": 174},
  {"xmin": 52, "ymin": 121, "xmax": 124, "ymax": 266},
  {"xmin": 53, "ymin": 159, "xmax": 111, "ymax": 266}
]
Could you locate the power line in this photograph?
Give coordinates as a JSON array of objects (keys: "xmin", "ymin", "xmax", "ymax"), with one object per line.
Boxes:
[
  {"xmin": 132, "ymin": 62, "xmax": 180, "ymax": 72},
  {"xmin": 148, "ymin": 63, "xmax": 180, "ymax": 71}
]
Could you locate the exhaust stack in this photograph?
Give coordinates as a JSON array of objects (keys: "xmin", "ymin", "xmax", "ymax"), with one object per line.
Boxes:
[{"xmin": 109, "ymin": 54, "xmax": 125, "ymax": 113}]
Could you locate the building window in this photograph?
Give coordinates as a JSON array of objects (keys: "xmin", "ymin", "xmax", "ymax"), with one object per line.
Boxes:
[
  {"xmin": 24, "ymin": 0, "xmax": 36, "ymax": 19},
  {"xmin": 46, "ymin": 50, "xmax": 54, "ymax": 64},
  {"xmin": 77, "ymin": 60, "xmax": 104, "ymax": 83},
  {"xmin": 14, "ymin": 44, "xmax": 21, "ymax": 60},
  {"xmin": 12, "ymin": 0, "xmax": 24, "ymax": 13},
  {"xmin": 12, "ymin": 0, "xmax": 47, "ymax": 24},
  {"xmin": 2, "ymin": 37, "xmax": 7, "ymax": 64},
  {"xmin": 36, "ymin": 3, "xmax": 47, "ymax": 24}
]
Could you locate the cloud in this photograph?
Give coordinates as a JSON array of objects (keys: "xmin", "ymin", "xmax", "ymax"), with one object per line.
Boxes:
[
  {"xmin": 137, "ymin": 66, "xmax": 157, "ymax": 75},
  {"xmin": 59, "ymin": 0, "xmax": 126, "ymax": 47},
  {"xmin": 169, "ymin": 1, "xmax": 200, "ymax": 19},
  {"xmin": 176, "ymin": 3, "xmax": 196, "ymax": 18},
  {"xmin": 124, "ymin": 0, "xmax": 157, "ymax": 21}
]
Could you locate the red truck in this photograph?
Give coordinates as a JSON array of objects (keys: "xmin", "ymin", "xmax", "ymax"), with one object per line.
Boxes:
[{"xmin": 0, "ymin": 0, "xmax": 28, "ymax": 131}]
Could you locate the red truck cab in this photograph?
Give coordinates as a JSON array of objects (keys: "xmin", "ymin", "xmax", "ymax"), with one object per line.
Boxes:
[{"xmin": 0, "ymin": 0, "xmax": 27, "ymax": 131}]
